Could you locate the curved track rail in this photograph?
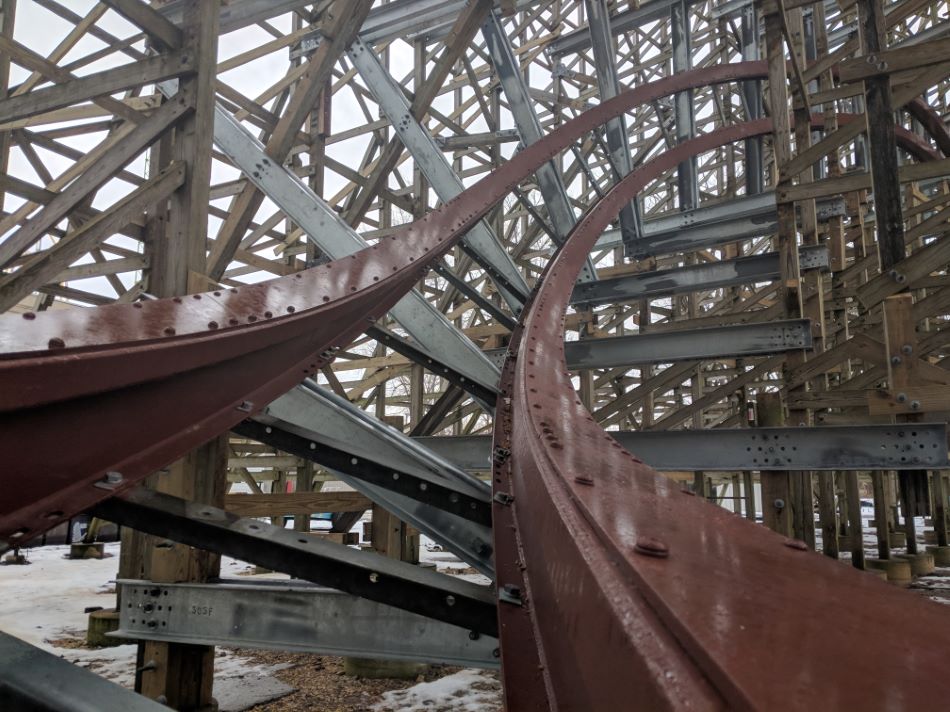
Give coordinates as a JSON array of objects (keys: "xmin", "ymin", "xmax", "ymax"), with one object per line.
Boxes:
[
  {"xmin": 1, "ymin": 60, "xmax": 949, "ymax": 711},
  {"xmin": 492, "ymin": 122, "xmax": 950, "ymax": 709},
  {"xmin": 0, "ymin": 62, "xmax": 768, "ymax": 546}
]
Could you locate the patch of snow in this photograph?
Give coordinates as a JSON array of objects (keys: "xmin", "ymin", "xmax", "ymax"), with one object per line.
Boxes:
[
  {"xmin": 0, "ymin": 543, "xmax": 293, "ymax": 710},
  {"xmin": 372, "ymin": 669, "xmax": 501, "ymax": 712}
]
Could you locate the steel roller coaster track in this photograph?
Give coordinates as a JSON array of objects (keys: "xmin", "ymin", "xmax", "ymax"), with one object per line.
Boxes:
[{"xmin": 1, "ymin": 62, "xmax": 949, "ymax": 710}]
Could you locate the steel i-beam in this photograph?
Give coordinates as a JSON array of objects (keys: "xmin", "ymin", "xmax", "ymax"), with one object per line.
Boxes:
[{"xmin": 115, "ymin": 580, "xmax": 500, "ymax": 668}]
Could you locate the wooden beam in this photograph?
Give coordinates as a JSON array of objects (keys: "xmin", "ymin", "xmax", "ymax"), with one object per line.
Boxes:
[
  {"xmin": 224, "ymin": 491, "xmax": 371, "ymax": 517},
  {"xmin": 0, "ymin": 35, "xmax": 144, "ymax": 124},
  {"xmin": 0, "ymin": 162, "xmax": 185, "ymax": 311},
  {"xmin": 101, "ymin": 0, "xmax": 184, "ymax": 51},
  {"xmin": 206, "ymin": 0, "xmax": 374, "ymax": 280},
  {"xmin": 839, "ymin": 37, "xmax": 950, "ymax": 84},
  {"xmin": 0, "ymin": 49, "xmax": 194, "ymax": 125},
  {"xmin": 0, "ymin": 91, "xmax": 192, "ymax": 269}
]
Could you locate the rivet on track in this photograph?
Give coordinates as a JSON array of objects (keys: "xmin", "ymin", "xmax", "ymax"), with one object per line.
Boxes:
[{"xmin": 634, "ymin": 537, "xmax": 669, "ymax": 558}]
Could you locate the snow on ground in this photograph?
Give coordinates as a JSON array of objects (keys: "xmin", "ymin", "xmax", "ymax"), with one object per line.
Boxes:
[
  {"xmin": 372, "ymin": 669, "xmax": 501, "ymax": 712},
  {"xmin": 0, "ymin": 542, "xmax": 293, "ymax": 710},
  {"xmin": 0, "ymin": 539, "xmax": 501, "ymax": 711}
]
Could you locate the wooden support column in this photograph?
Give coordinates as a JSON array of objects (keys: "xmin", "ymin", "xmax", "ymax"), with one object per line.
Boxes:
[
  {"xmin": 756, "ymin": 392, "xmax": 793, "ymax": 536},
  {"xmin": 844, "ymin": 471, "xmax": 866, "ymax": 569},
  {"xmin": 763, "ymin": 3, "xmax": 804, "ymax": 541},
  {"xmin": 933, "ymin": 471, "xmax": 948, "ymax": 548},
  {"xmin": 118, "ymin": 3, "xmax": 224, "ymax": 709},
  {"xmin": 856, "ymin": 0, "xmax": 905, "ymax": 271},
  {"xmin": 0, "ymin": 0, "xmax": 15, "ymax": 215}
]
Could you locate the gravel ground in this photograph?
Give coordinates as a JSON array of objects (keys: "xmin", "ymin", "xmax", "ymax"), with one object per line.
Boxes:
[{"xmin": 238, "ymin": 649, "xmax": 499, "ymax": 712}]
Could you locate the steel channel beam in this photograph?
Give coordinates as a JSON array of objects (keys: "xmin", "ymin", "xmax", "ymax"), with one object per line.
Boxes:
[
  {"xmin": 741, "ymin": 3, "xmax": 764, "ymax": 194},
  {"xmin": 234, "ymin": 419, "xmax": 492, "ymax": 526},
  {"xmin": 670, "ymin": 0, "xmax": 699, "ymax": 214},
  {"xmin": 255, "ymin": 383, "xmax": 495, "ymax": 577},
  {"xmin": 115, "ymin": 580, "xmax": 500, "ymax": 668},
  {"xmin": 346, "ymin": 37, "xmax": 529, "ymax": 311},
  {"xmin": 595, "ymin": 192, "xmax": 845, "ymax": 255},
  {"xmin": 0, "ymin": 631, "xmax": 168, "ymax": 712},
  {"xmin": 205, "ymin": 98, "xmax": 501, "ymax": 395},
  {"xmin": 92, "ymin": 488, "xmax": 498, "ymax": 636},
  {"xmin": 481, "ymin": 9, "xmax": 598, "ymax": 282},
  {"xmin": 159, "ymin": 0, "xmax": 312, "ymax": 34},
  {"xmin": 414, "ymin": 423, "xmax": 950, "ymax": 472},
  {"xmin": 484, "ymin": 319, "xmax": 813, "ymax": 369},
  {"xmin": 585, "ymin": 0, "xmax": 642, "ymax": 247},
  {"xmin": 547, "ymin": 0, "xmax": 681, "ymax": 58},
  {"xmin": 571, "ymin": 244, "xmax": 829, "ymax": 306},
  {"xmin": 562, "ymin": 318, "xmax": 812, "ymax": 369}
]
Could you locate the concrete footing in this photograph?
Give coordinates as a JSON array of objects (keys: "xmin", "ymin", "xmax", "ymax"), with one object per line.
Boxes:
[
  {"xmin": 865, "ymin": 558, "xmax": 913, "ymax": 584},
  {"xmin": 69, "ymin": 542, "xmax": 105, "ymax": 559},
  {"xmin": 925, "ymin": 545, "xmax": 950, "ymax": 567},
  {"xmin": 2, "ymin": 552, "xmax": 28, "ymax": 565},
  {"xmin": 86, "ymin": 609, "xmax": 122, "ymax": 646},
  {"xmin": 896, "ymin": 552, "xmax": 936, "ymax": 576},
  {"xmin": 343, "ymin": 657, "xmax": 427, "ymax": 679}
]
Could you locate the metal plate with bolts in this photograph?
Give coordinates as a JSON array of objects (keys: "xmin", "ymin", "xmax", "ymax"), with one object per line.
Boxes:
[{"xmin": 115, "ymin": 580, "xmax": 500, "ymax": 669}]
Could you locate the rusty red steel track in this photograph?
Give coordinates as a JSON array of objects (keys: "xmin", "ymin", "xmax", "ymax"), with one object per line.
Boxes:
[
  {"xmin": 492, "ymin": 121, "xmax": 950, "ymax": 710},
  {"xmin": 0, "ymin": 62, "xmax": 770, "ymax": 546},
  {"xmin": 0, "ymin": 60, "xmax": 949, "ymax": 711}
]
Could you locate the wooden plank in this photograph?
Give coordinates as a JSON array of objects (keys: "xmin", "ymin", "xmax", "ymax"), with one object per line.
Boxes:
[
  {"xmin": 839, "ymin": 37, "xmax": 950, "ymax": 83},
  {"xmin": 0, "ymin": 50, "xmax": 194, "ymax": 125},
  {"xmin": 0, "ymin": 35, "xmax": 144, "ymax": 124},
  {"xmin": 0, "ymin": 163, "xmax": 185, "ymax": 311},
  {"xmin": 867, "ymin": 385, "xmax": 950, "ymax": 416},
  {"xmin": 224, "ymin": 492, "xmax": 372, "ymax": 516},
  {"xmin": 101, "ymin": 0, "xmax": 184, "ymax": 51},
  {"xmin": 205, "ymin": 0, "xmax": 375, "ymax": 280},
  {"xmin": 0, "ymin": 92, "xmax": 192, "ymax": 269}
]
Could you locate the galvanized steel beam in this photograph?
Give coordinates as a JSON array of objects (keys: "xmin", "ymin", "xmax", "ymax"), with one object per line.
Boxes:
[
  {"xmin": 255, "ymin": 383, "xmax": 495, "ymax": 577},
  {"xmin": 416, "ymin": 423, "xmax": 950, "ymax": 472},
  {"xmin": 585, "ymin": 0, "xmax": 642, "ymax": 247},
  {"xmin": 115, "ymin": 580, "xmax": 500, "ymax": 668},
  {"xmin": 346, "ymin": 36, "xmax": 529, "ymax": 311},
  {"xmin": 572, "ymin": 244, "xmax": 829, "ymax": 306},
  {"xmin": 481, "ymin": 9, "xmax": 598, "ymax": 282},
  {"xmin": 207, "ymin": 99, "xmax": 502, "ymax": 395},
  {"xmin": 0, "ymin": 631, "xmax": 168, "ymax": 712},
  {"xmin": 92, "ymin": 488, "xmax": 498, "ymax": 636},
  {"xmin": 562, "ymin": 319, "xmax": 812, "ymax": 369}
]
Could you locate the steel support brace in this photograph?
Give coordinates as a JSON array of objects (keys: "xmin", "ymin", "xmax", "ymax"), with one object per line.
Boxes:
[
  {"xmin": 346, "ymin": 37, "xmax": 529, "ymax": 311},
  {"xmin": 234, "ymin": 419, "xmax": 492, "ymax": 526},
  {"xmin": 92, "ymin": 488, "xmax": 498, "ymax": 636},
  {"xmin": 671, "ymin": 0, "xmax": 699, "ymax": 213},
  {"xmin": 255, "ymin": 383, "xmax": 495, "ymax": 577},
  {"xmin": 485, "ymin": 318, "xmax": 813, "ymax": 369},
  {"xmin": 548, "ymin": 0, "xmax": 680, "ymax": 57},
  {"xmin": 115, "ymin": 580, "xmax": 500, "ymax": 668},
  {"xmin": 415, "ymin": 423, "xmax": 950, "ymax": 472},
  {"xmin": 596, "ymin": 192, "xmax": 845, "ymax": 255},
  {"xmin": 205, "ymin": 94, "xmax": 500, "ymax": 394},
  {"xmin": 585, "ymin": 0, "xmax": 642, "ymax": 247},
  {"xmin": 0, "ymin": 631, "xmax": 168, "ymax": 712},
  {"xmin": 572, "ymin": 244, "xmax": 828, "ymax": 306},
  {"xmin": 562, "ymin": 318, "xmax": 812, "ymax": 369},
  {"xmin": 481, "ymin": 9, "xmax": 598, "ymax": 282}
]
